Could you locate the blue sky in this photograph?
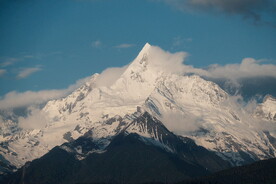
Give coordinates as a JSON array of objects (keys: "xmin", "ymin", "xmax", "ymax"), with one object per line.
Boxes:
[{"xmin": 0, "ymin": 0, "xmax": 276, "ymax": 105}]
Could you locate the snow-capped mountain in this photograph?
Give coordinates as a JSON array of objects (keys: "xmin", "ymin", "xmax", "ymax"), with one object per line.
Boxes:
[{"xmin": 0, "ymin": 43, "xmax": 276, "ymax": 174}]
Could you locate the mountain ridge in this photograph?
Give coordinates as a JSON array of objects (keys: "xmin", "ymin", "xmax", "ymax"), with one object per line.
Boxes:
[{"xmin": 0, "ymin": 43, "xmax": 275, "ymax": 177}]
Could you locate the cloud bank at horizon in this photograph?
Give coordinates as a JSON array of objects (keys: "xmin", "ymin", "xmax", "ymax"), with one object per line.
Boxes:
[{"xmin": 0, "ymin": 44, "xmax": 275, "ymax": 111}]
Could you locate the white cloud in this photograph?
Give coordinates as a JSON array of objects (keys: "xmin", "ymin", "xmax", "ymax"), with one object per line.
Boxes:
[
  {"xmin": 0, "ymin": 76, "xmax": 91, "ymax": 109},
  {"xmin": 115, "ymin": 43, "xmax": 135, "ymax": 49},
  {"xmin": 0, "ymin": 90, "xmax": 68, "ymax": 109},
  {"xmin": 147, "ymin": 44, "xmax": 189, "ymax": 74},
  {"xmin": 163, "ymin": 111, "xmax": 205, "ymax": 134},
  {"xmin": 0, "ymin": 69, "xmax": 6, "ymax": 77},
  {"xmin": 0, "ymin": 55, "xmax": 35, "ymax": 68},
  {"xmin": 17, "ymin": 66, "xmax": 42, "ymax": 79},
  {"xmin": 91, "ymin": 40, "xmax": 102, "ymax": 48},
  {"xmin": 193, "ymin": 58, "xmax": 276, "ymax": 80},
  {"xmin": 18, "ymin": 107, "xmax": 49, "ymax": 130},
  {"xmin": 95, "ymin": 65, "xmax": 128, "ymax": 87},
  {"xmin": 0, "ymin": 57, "xmax": 20, "ymax": 67},
  {"xmin": 180, "ymin": 58, "xmax": 276, "ymax": 96}
]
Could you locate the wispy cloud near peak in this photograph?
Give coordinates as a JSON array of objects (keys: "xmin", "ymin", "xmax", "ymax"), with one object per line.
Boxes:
[
  {"xmin": 0, "ymin": 76, "xmax": 91, "ymax": 109},
  {"xmin": 115, "ymin": 43, "xmax": 135, "ymax": 49},
  {"xmin": 17, "ymin": 66, "xmax": 42, "ymax": 79}
]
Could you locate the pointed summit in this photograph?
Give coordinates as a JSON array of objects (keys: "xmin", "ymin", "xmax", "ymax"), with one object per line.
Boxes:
[
  {"xmin": 117, "ymin": 42, "xmax": 161, "ymax": 86},
  {"xmin": 135, "ymin": 42, "xmax": 152, "ymax": 61},
  {"xmin": 142, "ymin": 42, "xmax": 151, "ymax": 51}
]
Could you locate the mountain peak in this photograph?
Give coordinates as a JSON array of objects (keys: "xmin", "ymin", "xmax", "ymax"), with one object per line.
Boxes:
[
  {"xmin": 141, "ymin": 42, "xmax": 151, "ymax": 52},
  {"xmin": 134, "ymin": 42, "xmax": 152, "ymax": 62},
  {"xmin": 117, "ymin": 43, "xmax": 155, "ymax": 84}
]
